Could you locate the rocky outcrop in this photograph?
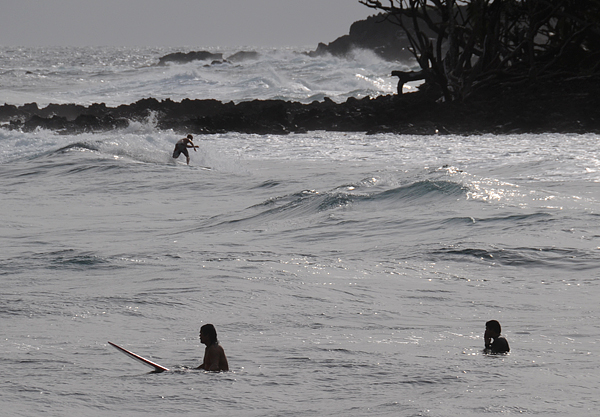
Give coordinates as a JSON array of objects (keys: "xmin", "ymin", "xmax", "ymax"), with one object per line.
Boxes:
[
  {"xmin": 158, "ymin": 51, "xmax": 223, "ymax": 65},
  {"xmin": 2, "ymin": 75, "xmax": 600, "ymax": 135},
  {"xmin": 226, "ymin": 51, "xmax": 260, "ymax": 62},
  {"xmin": 308, "ymin": 14, "xmax": 417, "ymax": 61},
  {"xmin": 158, "ymin": 50, "xmax": 260, "ymax": 66}
]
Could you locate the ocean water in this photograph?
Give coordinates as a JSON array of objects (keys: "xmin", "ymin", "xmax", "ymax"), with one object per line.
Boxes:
[
  {"xmin": 1, "ymin": 47, "xmax": 600, "ymax": 417},
  {"xmin": 0, "ymin": 46, "xmax": 406, "ymax": 106}
]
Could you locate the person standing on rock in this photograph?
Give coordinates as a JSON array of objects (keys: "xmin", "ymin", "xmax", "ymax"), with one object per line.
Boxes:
[{"xmin": 172, "ymin": 134, "xmax": 198, "ymax": 165}]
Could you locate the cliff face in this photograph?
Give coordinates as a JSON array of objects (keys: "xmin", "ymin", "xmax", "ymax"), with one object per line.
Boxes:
[{"xmin": 308, "ymin": 14, "xmax": 414, "ymax": 61}]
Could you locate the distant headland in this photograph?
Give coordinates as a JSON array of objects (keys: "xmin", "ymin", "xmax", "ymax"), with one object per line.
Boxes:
[
  {"xmin": 155, "ymin": 15, "xmax": 413, "ymax": 65},
  {"xmin": 307, "ymin": 13, "xmax": 417, "ymax": 62}
]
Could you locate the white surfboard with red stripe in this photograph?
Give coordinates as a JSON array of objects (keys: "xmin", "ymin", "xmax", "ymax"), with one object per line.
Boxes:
[{"xmin": 108, "ymin": 341, "xmax": 169, "ymax": 373}]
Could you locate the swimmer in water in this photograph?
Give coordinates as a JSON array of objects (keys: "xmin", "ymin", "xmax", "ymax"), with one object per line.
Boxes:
[
  {"xmin": 484, "ymin": 320, "xmax": 510, "ymax": 354},
  {"xmin": 197, "ymin": 324, "xmax": 229, "ymax": 372}
]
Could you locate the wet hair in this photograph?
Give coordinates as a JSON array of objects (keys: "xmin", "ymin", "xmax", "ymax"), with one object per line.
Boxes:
[
  {"xmin": 201, "ymin": 324, "xmax": 218, "ymax": 344},
  {"xmin": 187, "ymin": 134, "xmax": 193, "ymax": 140},
  {"xmin": 486, "ymin": 320, "xmax": 502, "ymax": 334}
]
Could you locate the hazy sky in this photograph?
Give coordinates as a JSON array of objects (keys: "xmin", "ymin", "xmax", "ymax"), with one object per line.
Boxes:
[{"xmin": 1, "ymin": 0, "xmax": 374, "ymax": 47}]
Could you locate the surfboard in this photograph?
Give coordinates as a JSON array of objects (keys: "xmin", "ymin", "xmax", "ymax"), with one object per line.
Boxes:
[
  {"xmin": 175, "ymin": 160, "xmax": 211, "ymax": 170},
  {"xmin": 108, "ymin": 341, "xmax": 169, "ymax": 373}
]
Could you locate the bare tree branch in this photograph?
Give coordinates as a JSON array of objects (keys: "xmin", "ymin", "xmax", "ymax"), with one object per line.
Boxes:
[{"xmin": 360, "ymin": 0, "xmax": 600, "ymax": 100}]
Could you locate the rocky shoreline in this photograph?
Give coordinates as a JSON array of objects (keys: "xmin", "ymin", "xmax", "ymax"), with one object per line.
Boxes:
[{"xmin": 1, "ymin": 74, "xmax": 599, "ymax": 136}]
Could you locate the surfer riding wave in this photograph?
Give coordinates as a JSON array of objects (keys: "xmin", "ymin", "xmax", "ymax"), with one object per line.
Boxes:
[{"xmin": 172, "ymin": 134, "xmax": 198, "ymax": 165}]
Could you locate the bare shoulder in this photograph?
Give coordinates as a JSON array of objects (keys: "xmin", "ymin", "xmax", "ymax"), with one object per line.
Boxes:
[
  {"xmin": 207, "ymin": 344, "xmax": 225, "ymax": 353},
  {"xmin": 205, "ymin": 343, "xmax": 228, "ymax": 371}
]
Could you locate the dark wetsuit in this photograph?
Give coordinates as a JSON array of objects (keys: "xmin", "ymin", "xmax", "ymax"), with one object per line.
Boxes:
[
  {"xmin": 172, "ymin": 139, "xmax": 190, "ymax": 159},
  {"xmin": 486, "ymin": 336, "xmax": 510, "ymax": 354}
]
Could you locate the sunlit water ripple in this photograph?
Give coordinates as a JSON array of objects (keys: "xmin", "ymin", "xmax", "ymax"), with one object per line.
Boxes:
[{"xmin": 1, "ymin": 46, "xmax": 600, "ymax": 416}]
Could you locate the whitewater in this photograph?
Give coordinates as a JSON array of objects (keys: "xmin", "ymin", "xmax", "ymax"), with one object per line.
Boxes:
[{"xmin": 1, "ymin": 46, "xmax": 600, "ymax": 417}]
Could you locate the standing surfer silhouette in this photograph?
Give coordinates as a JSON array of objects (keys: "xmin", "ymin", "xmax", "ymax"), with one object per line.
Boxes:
[{"xmin": 172, "ymin": 134, "xmax": 198, "ymax": 165}]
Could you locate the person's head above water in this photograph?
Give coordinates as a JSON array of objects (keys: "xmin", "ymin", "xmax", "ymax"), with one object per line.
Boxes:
[
  {"xmin": 484, "ymin": 319, "xmax": 510, "ymax": 353},
  {"xmin": 187, "ymin": 134, "xmax": 193, "ymax": 140},
  {"xmin": 200, "ymin": 323, "xmax": 218, "ymax": 345},
  {"xmin": 485, "ymin": 320, "xmax": 502, "ymax": 337}
]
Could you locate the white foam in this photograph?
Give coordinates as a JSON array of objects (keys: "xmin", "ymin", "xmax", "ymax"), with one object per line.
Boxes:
[{"xmin": 1, "ymin": 46, "xmax": 414, "ymax": 107}]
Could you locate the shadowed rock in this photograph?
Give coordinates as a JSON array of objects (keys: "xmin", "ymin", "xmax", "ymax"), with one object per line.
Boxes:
[
  {"xmin": 308, "ymin": 14, "xmax": 417, "ymax": 62},
  {"xmin": 226, "ymin": 51, "xmax": 260, "ymax": 62},
  {"xmin": 158, "ymin": 51, "xmax": 223, "ymax": 65}
]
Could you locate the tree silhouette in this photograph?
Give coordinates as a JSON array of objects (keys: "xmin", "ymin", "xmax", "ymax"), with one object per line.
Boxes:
[{"xmin": 360, "ymin": 0, "xmax": 600, "ymax": 100}]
